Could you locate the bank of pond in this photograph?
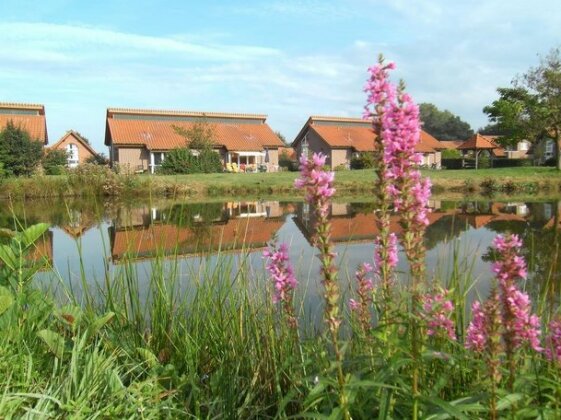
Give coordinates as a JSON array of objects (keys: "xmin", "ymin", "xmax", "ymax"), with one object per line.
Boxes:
[
  {"xmin": 1, "ymin": 196, "xmax": 561, "ymax": 417},
  {"xmin": 2, "ymin": 165, "xmax": 561, "ymax": 199}
]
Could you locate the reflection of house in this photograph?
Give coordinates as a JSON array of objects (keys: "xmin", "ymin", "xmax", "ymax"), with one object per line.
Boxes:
[
  {"xmin": 110, "ymin": 201, "xmax": 286, "ymax": 261},
  {"xmin": 291, "ymin": 116, "xmax": 444, "ymax": 170},
  {"xmin": 110, "ymin": 217, "xmax": 284, "ymax": 262},
  {"xmin": 49, "ymin": 131, "xmax": 97, "ymax": 168},
  {"xmin": 0, "ymin": 102, "xmax": 48, "ymax": 143},
  {"xmin": 105, "ymin": 108, "xmax": 284, "ymax": 173},
  {"xmin": 293, "ymin": 202, "xmax": 453, "ymax": 245},
  {"xmin": 28, "ymin": 230, "xmax": 53, "ymax": 266}
]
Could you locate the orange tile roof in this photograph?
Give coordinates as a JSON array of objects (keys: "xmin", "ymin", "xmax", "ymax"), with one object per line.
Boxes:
[
  {"xmin": 308, "ymin": 124, "xmax": 443, "ymax": 153},
  {"xmin": 279, "ymin": 147, "xmax": 297, "ymax": 160},
  {"xmin": 106, "ymin": 113, "xmax": 283, "ymax": 151},
  {"xmin": 439, "ymin": 140, "xmax": 463, "ymax": 149},
  {"xmin": 49, "ymin": 130, "xmax": 98, "ymax": 156},
  {"xmin": 457, "ymin": 133, "xmax": 497, "ymax": 150},
  {"xmin": 0, "ymin": 114, "xmax": 47, "ymax": 144}
]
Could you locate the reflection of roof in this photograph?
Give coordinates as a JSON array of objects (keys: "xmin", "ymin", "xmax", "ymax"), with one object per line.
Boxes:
[
  {"xmin": 28, "ymin": 230, "xmax": 53, "ymax": 265},
  {"xmin": 457, "ymin": 202, "xmax": 528, "ymax": 229},
  {"xmin": 296, "ymin": 210, "xmax": 450, "ymax": 245},
  {"xmin": 111, "ymin": 217, "xmax": 284, "ymax": 261},
  {"xmin": 105, "ymin": 108, "xmax": 283, "ymax": 151},
  {"xmin": 294, "ymin": 116, "xmax": 443, "ymax": 153},
  {"xmin": 0, "ymin": 103, "xmax": 47, "ymax": 144}
]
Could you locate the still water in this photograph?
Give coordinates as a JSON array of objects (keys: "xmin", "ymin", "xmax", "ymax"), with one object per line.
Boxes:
[{"xmin": 2, "ymin": 198, "xmax": 560, "ymax": 312}]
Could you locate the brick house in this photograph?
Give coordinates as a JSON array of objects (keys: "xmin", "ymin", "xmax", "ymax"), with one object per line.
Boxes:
[
  {"xmin": 49, "ymin": 130, "xmax": 98, "ymax": 167},
  {"xmin": 0, "ymin": 102, "xmax": 48, "ymax": 143},
  {"xmin": 105, "ymin": 108, "xmax": 284, "ymax": 173},
  {"xmin": 291, "ymin": 116, "xmax": 444, "ymax": 169}
]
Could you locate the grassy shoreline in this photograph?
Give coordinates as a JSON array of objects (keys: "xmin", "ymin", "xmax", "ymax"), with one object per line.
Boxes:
[{"xmin": 1, "ymin": 166, "xmax": 561, "ymax": 200}]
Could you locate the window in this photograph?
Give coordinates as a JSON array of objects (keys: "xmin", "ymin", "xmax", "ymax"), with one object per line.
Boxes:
[
  {"xmin": 545, "ymin": 141, "xmax": 554, "ymax": 156},
  {"xmin": 66, "ymin": 143, "xmax": 79, "ymax": 167},
  {"xmin": 301, "ymin": 136, "xmax": 309, "ymax": 158},
  {"xmin": 519, "ymin": 141, "xmax": 529, "ymax": 151}
]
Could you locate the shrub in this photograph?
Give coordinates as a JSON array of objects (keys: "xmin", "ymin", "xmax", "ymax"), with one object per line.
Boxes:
[
  {"xmin": 350, "ymin": 152, "xmax": 375, "ymax": 169},
  {"xmin": 480, "ymin": 177, "xmax": 498, "ymax": 194},
  {"xmin": 85, "ymin": 153, "xmax": 109, "ymax": 166},
  {"xmin": 441, "ymin": 148, "xmax": 461, "ymax": 159},
  {"xmin": 159, "ymin": 148, "xmax": 222, "ymax": 174},
  {"xmin": 42, "ymin": 149, "xmax": 68, "ymax": 175},
  {"xmin": 0, "ymin": 121, "xmax": 43, "ymax": 176}
]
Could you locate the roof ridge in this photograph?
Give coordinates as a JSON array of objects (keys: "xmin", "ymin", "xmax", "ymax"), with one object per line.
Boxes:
[
  {"xmin": 310, "ymin": 115, "xmax": 369, "ymax": 123},
  {"xmin": 0, "ymin": 102, "xmax": 45, "ymax": 110},
  {"xmin": 107, "ymin": 107, "xmax": 267, "ymax": 120}
]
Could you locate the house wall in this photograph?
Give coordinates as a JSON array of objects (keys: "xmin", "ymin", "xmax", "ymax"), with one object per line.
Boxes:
[
  {"xmin": 295, "ymin": 129, "xmax": 332, "ymax": 164},
  {"xmin": 331, "ymin": 148, "xmax": 351, "ymax": 169},
  {"xmin": 115, "ymin": 146, "xmax": 150, "ymax": 171},
  {"xmin": 53, "ymin": 136, "xmax": 95, "ymax": 164}
]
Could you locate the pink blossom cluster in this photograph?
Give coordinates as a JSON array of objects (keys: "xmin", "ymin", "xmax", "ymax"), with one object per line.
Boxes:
[
  {"xmin": 263, "ymin": 242, "xmax": 297, "ymax": 304},
  {"xmin": 294, "ymin": 152, "xmax": 335, "ymax": 218},
  {"xmin": 374, "ymin": 232, "xmax": 398, "ymax": 270},
  {"xmin": 421, "ymin": 288, "xmax": 456, "ymax": 340},
  {"xmin": 363, "ymin": 60, "xmax": 431, "ymax": 226},
  {"xmin": 466, "ymin": 300, "xmax": 492, "ymax": 352},
  {"xmin": 466, "ymin": 234, "xmax": 541, "ymax": 353},
  {"xmin": 491, "ymin": 234, "xmax": 527, "ymax": 283},
  {"xmin": 545, "ymin": 318, "xmax": 561, "ymax": 363},
  {"xmin": 502, "ymin": 285, "xmax": 542, "ymax": 352},
  {"xmin": 349, "ymin": 262, "xmax": 374, "ymax": 312}
]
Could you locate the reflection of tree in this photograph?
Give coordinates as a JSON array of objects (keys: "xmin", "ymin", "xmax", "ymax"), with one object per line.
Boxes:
[
  {"xmin": 348, "ymin": 202, "xmax": 377, "ymax": 215},
  {"xmin": 482, "ymin": 202, "xmax": 561, "ymax": 304},
  {"xmin": 165, "ymin": 202, "xmax": 226, "ymax": 227},
  {"xmin": 424, "ymin": 215, "xmax": 470, "ymax": 250}
]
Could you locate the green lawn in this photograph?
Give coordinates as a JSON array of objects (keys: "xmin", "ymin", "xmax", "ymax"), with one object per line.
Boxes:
[{"xmin": 2, "ymin": 166, "xmax": 561, "ymax": 199}]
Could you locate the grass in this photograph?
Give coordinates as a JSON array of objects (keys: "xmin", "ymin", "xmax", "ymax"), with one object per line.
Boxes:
[
  {"xmin": 1, "ymin": 214, "xmax": 561, "ymax": 417},
  {"xmin": 2, "ymin": 166, "xmax": 561, "ymax": 199}
]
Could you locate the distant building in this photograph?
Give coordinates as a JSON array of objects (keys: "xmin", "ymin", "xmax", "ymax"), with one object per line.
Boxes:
[
  {"xmin": 291, "ymin": 116, "xmax": 444, "ymax": 169},
  {"xmin": 0, "ymin": 102, "xmax": 48, "ymax": 144},
  {"xmin": 49, "ymin": 130, "xmax": 98, "ymax": 167},
  {"xmin": 104, "ymin": 108, "xmax": 284, "ymax": 173}
]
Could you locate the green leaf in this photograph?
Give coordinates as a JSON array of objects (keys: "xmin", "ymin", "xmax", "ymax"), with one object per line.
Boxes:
[
  {"xmin": 37, "ymin": 329, "xmax": 65, "ymax": 359},
  {"xmin": 55, "ymin": 305, "xmax": 83, "ymax": 330},
  {"xmin": 422, "ymin": 395, "xmax": 470, "ymax": 420},
  {"xmin": 497, "ymin": 393, "xmax": 523, "ymax": 410},
  {"xmin": 86, "ymin": 312, "xmax": 115, "ymax": 339},
  {"xmin": 0, "ymin": 244, "xmax": 17, "ymax": 270},
  {"xmin": 0, "ymin": 286, "xmax": 14, "ymax": 315},
  {"xmin": 18, "ymin": 223, "xmax": 49, "ymax": 250},
  {"xmin": 136, "ymin": 347, "xmax": 159, "ymax": 369}
]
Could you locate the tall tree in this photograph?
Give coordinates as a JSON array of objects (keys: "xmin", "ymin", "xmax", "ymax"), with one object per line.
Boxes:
[
  {"xmin": 484, "ymin": 47, "xmax": 561, "ymax": 168},
  {"xmin": 0, "ymin": 121, "xmax": 44, "ymax": 176},
  {"xmin": 419, "ymin": 103, "xmax": 474, "ymax": 140}
]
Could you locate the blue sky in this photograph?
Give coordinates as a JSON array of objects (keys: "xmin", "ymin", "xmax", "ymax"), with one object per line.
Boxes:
[{"xmin": 0, "ymin": 0, "xmax": 559, "ymax": 152}]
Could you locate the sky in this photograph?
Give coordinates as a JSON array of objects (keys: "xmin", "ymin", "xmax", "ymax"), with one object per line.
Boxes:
[{"xmin": 0, "ymin": 0, "xmax": 560, "ymax": 153}]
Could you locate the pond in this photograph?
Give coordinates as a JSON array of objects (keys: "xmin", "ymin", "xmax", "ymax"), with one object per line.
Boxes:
[{"xmin": 2, "ymin": 197, "xmax": 560, "ymax": 322}]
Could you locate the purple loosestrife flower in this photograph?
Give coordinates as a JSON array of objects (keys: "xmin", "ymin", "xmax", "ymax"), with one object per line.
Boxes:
[
  {"xmin": 466, "ymin": 300, "xmax": 489, "ymax": 352},
  {"xmin": 263, "ymin": 242, "xmax": 298, "ymax": 328},
  {"xmin": 350, "ymin": 263, "xmax": 374, "ymax": 333},
  {"xmin": 491, "ymin": 233, "xmax": 541, "ymax": 352},
  {"xmin": 545, "ymin": 318, "xmax": 561, "ymax": 364},
  {"xmin": 421, "ymin": 288, "xmax": 456, "ymax": 340}
]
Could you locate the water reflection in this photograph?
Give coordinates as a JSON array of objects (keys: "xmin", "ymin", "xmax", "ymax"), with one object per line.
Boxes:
[{"xmin": 1, "ymin": 198, "xmax": 560, "ymax": 302}]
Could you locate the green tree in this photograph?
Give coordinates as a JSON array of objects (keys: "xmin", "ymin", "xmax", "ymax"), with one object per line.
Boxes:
[
  {"xmin": 419, "ymin": 103, "xmax": 474, "ymax": 140},
  {"xmin": 42, "ymin": 149, "xmax": 68, "ymax": 175},
  {"xmin": 168, "ymin": 121, "xmax": 222, "ymax": 173},
  {"xmin": 483, "ymin": 47, "xmax": 561, "ymax": 169},
  {"xmin": 0, "ymin": 121, "xmax": 44, "ymax": 176},
  {"xmin": 85, "ymin": 153, "xmax": 109, "ymax": 165},
  {"xmin": 275, "ymin": 131, "xmax": 288, "ymax": 145}
]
